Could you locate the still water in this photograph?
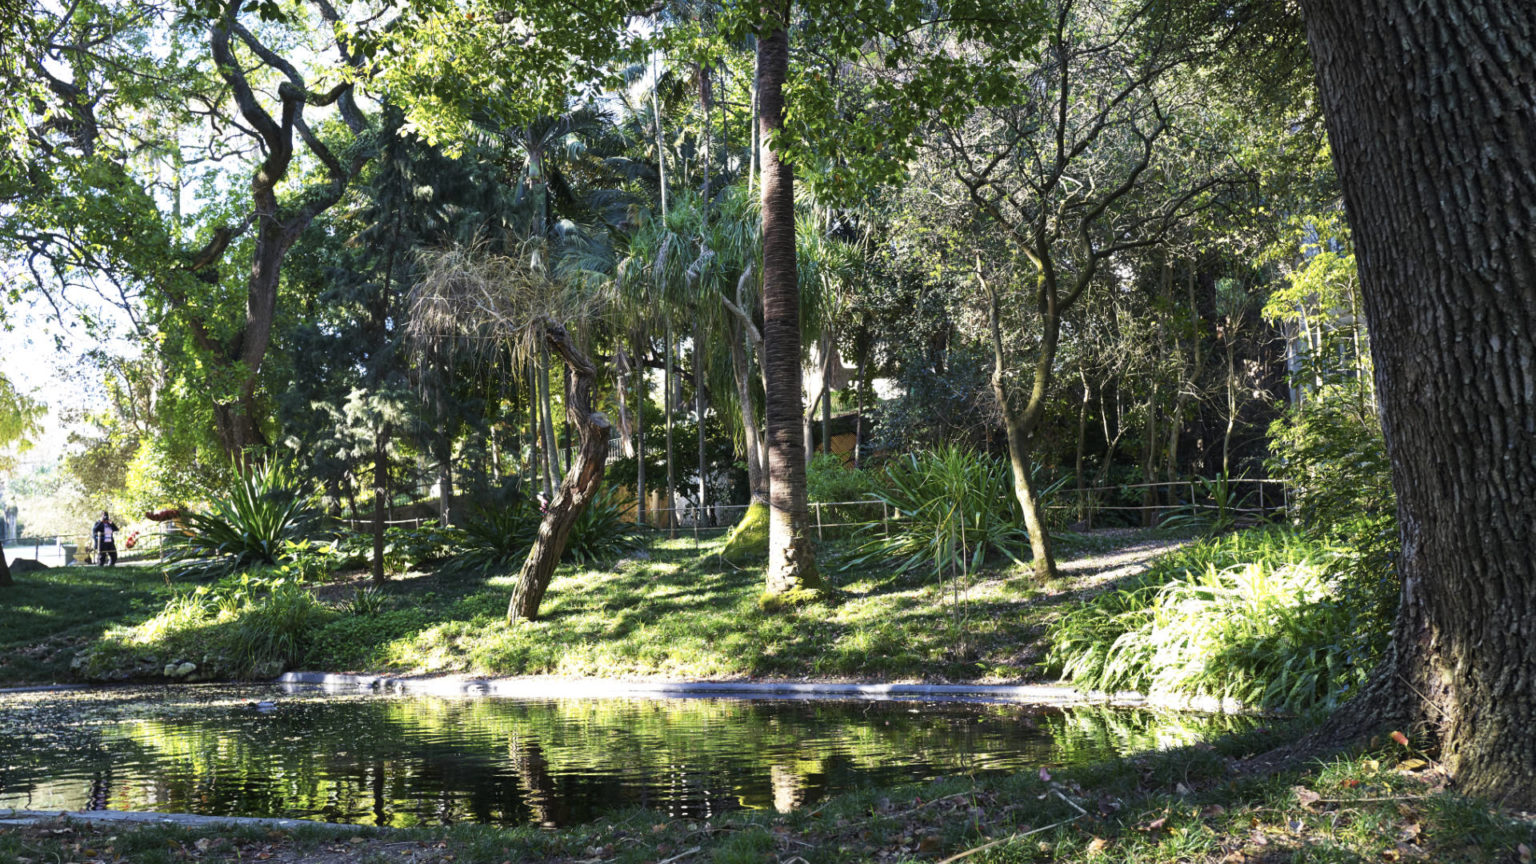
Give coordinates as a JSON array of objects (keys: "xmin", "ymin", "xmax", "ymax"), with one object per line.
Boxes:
[{"xmin": 0, "ymin": 686, "xmax": 1254, "ymax": 828}]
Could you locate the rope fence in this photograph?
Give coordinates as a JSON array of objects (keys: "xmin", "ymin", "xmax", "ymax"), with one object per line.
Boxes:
[{"xmin": 2, "ymin": 479, "xmax": 1294, "ymax": 567}]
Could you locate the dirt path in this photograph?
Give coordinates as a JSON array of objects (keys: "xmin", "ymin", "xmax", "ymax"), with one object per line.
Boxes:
[{"xmin": 1054, "ymin": 531, "xmax": 1195, "ymax": 597}]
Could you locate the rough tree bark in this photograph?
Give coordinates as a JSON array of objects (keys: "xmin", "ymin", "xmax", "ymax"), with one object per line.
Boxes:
[
  {"xmin": 507, "ymin": 319, "xmax": 611, "ymax": 622},
  {"xmin": 757, "ymin": 4, "xmax": 821, "ymax": 596},
  {"xmin": 1299, "ymin": 0, "xmax": 1536, "ymax": 807}
]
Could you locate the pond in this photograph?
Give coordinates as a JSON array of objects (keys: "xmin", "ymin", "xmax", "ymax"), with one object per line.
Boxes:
[{"xmin": 0, "ymin": 686, "xmax": 1256, "ymax": 828}]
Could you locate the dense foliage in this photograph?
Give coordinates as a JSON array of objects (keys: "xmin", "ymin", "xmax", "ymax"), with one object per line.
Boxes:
[{"xmin": 1045, "ymin": 530, "xmax": 1382, "ymax": 713}]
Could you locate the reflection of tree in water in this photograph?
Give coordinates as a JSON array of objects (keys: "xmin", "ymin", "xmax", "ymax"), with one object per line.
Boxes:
[{"xmin": 2, "ymin": 691, "xmax": 1258, "ymax": 828}]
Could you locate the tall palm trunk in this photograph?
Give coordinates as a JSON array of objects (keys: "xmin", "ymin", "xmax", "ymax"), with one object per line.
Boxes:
[
  {"xmin": 758, "ymin": 7, "xmax": 820, "ymax": 595},
  {"xmin": 539, "ymin": 343, "xmax": 561, "ymax": 485},
  {"xmin": 695, "ymin": 320, "xmax": 709, "ymax": 524},
  {"xmin": 665, "ymin": 311, "xmax": 676, "ymax": 535}
]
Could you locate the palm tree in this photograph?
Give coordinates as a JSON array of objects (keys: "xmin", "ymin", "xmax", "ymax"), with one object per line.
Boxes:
[{"xmin": 756, "ymin": 4, "xmax": 821, "ymax": 596}]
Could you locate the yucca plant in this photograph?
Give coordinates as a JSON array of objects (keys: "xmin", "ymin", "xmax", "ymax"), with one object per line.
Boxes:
[
  {"xmin": 165, "ymin": 460, "xmax": 319, "ymax": 579},
  {"xmin": 843, "ymin": 446, "xmax": 1032, "ymax": 576},
  {"xmin": 447, "ymin": 495, "xmax": 540, "ymax": 576},
  {"xmin": 563, "ymin": 484, "xmax": 640, "ymax": 565}
]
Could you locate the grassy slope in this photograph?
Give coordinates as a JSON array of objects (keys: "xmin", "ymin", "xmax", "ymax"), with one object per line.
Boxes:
[
  {"xmin": 1, "ymin": 531, "xmax": 1176, "ymax": 687},
  {"xmin": 302, "ymin": 533, "xmax": 1136, "ymax": 682},
  {"xmin": 0, "ymin": 563, "xmax": 175, "ymax": 684}
]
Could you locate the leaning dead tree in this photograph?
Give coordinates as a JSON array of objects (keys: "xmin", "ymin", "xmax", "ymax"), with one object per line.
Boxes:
[{"xmin": 409, "ymin": 241, "xmax": 611, "ymax": 622}]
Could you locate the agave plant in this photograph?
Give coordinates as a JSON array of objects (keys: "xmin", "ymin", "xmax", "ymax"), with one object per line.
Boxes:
[
  {"xmin": 844, "ymin": 446, "xmax": 1034, "ymax": 577},
  {"xmin": 165, "ymin": 460, "xmax": 319, "ymax": 579},
  {"xmin": 563, "ymin": 484, "xmax": 640, "ymax": 565}
]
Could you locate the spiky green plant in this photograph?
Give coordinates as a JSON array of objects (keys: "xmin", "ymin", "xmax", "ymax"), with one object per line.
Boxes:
[
  {"xmin": 843, "ymin": 446, "xmax": 1036, "ymax": 577},
  {"xmin": 563, "ymin": 484, "xmax": 640, "ymax": 565},
  {"xmin": 165, "ymin": 461, "xmax": 318, "ymax": 579}
]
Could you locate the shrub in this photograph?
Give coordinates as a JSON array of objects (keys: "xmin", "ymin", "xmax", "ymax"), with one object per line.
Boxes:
[
  {"xmin": 1268, "ymin": 383, "xmax": 1398, "ymax": 653},
  {"xmin": 74, "ymin": 573, "xmax": 333, "ymax": 681},
  {"xmin": 164, "ymin": 460, "xmax": 319, "ymax": 579},
  {"xmin": 446, "ymin": 496, "xmax": 539, "ymax": 575},
  {"xmin": 805, "ymin": 452, "xmax": 880, "ymax": 535},
  {"xmin": 844, "ymin": 446, "xmax": 1032, "ymax": 577},
  {"xmin": 563, "ymin": 484, "xmax": 640, "ymax": 565},
  {"xmin": 1044, "ymin": 530, "xmax": 1378, "ymax": 713}
]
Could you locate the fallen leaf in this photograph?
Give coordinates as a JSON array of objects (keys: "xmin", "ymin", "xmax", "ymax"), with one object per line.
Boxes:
[
  {"xmin": 1397, "ymin": 759, "xmax": 1428, "ymax": 772},
  {"xmin": 1138, "ymin": 816, "xmax": 1168, "ymax": 832},
  {"xmin": 1087, "ymin": 836, "xmax": 1109, "ymax": 853},
  {"xmin": 1201, "ymin": 804, "xmax": 1227, "ymax": 817},
  {"xmin": 1390, "ymin": 730, "xmax": 1410, "ymax": 747},
  {"xmin": 918, "ymin": 836, "xmax": 941, "ymax": 853},
  {"xmin": 1344, "ymin": 779, "xmax": 1362, "ymax": 788},
  {"xmin": 1518, "ymin": 842, "xmax": 1531, "ymax": 864},
  {"xmin": 1175, "ymin": 782, "xmax": 1192, "ymax": 795},
  {"xmin": 1293, "ymin": 786, "xmax": 1322, "ymax": 810},
  {"xmin": 1400, "ymin": 822, "xmax": 1422, "ymax": 842}
]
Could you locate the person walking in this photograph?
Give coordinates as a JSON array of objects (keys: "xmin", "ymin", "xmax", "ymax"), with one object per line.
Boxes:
[{"xmin": 92, "ymin": 511, "xmax": 119, "ymax": 567}]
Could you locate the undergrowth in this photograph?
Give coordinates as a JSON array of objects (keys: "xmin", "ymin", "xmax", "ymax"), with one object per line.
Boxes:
[{"xmin": 1044, "ymin": 529, "xmax": 1382, "ymax": 712}]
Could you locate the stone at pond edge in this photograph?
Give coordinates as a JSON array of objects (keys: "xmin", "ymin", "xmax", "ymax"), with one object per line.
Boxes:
[{"xmin": 164, "ymin": 661, "xmax": 196, "ymax": 679}]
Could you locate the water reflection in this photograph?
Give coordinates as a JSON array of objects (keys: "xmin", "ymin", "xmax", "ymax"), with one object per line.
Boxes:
[{"xmin": 0, "ymin": 686, "xmax": 1255, "ymax": 827}]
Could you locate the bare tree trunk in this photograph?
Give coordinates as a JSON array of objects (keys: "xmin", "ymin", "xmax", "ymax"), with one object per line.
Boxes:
[
  {"xmin": 758, "ymin": 8, "xmax": 821, "ymax": 596},
  {"xmin": 729, "ymin": 315, "xmax": 766, "ymax": 498},
  {"xmin": 371, "ymin": 423, "xmax": 390, "ymax": 584},
  {"xmin": 854, "ymin": 336, "xmax": 867, "ymax": 469},
  {"xmin": 539, "ymin": 340, "xmax": 562, "ymax": 482},
  {"xmin": 695, "ymin": 320, "xmax": 708, "ymax": 523},
  {"xmin": 665, "ymin": 311, "xmax": 676, "ymax": 535},
  {"xmin": 634, "ymin": 337, "xmax": 647, "ymax": 525},
  {"xmin": 508, "ymin": 320, "xmax": 611, "ymax": 621},
  {"xmin": 1297, "ymin": 0, "xmax": 1536, "ymax": 807},
  {"xmin": 1074, "ymin": 366, "xmax": 1090, "ymax": 523}
]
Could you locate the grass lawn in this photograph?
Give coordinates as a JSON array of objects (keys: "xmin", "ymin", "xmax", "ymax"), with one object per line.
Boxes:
[
  {"xmin": 0, "ymin": 562, "xmax": 176, "ymax": 684},
  {"xmin": 3, "ymin": 529, "xmax": 1189, "ymax": 686},
  {"xmin": 3, "ymin": 721, "xmax": 1530, "ymax": 863},
  {"xmin": 297, "ymin": 530, "xmax": 1184, "ymax": 683}
]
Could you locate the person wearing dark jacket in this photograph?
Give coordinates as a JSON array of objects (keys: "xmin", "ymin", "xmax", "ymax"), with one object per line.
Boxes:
[{"xmin": 92, "ymin": 512, "xmax": 119, "ymax": 567}]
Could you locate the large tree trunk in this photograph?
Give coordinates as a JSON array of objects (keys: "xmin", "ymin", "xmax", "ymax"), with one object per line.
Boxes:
[
  {"xmin": 1299, "ymin": 0, "xmax": 1536, "ymax": 807},
  {"xmin": 757, "ymin": 8, "xmax": 821, "ymax": 596},
  {"xmin": 507, "ymin": 320, "xmax": 611, "ymax": 622}
]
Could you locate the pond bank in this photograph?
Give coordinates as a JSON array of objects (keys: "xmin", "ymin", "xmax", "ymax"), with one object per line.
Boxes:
[{"xmin": 276, "ymin": 671, "xmax": 1250, "ymax": 713}]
